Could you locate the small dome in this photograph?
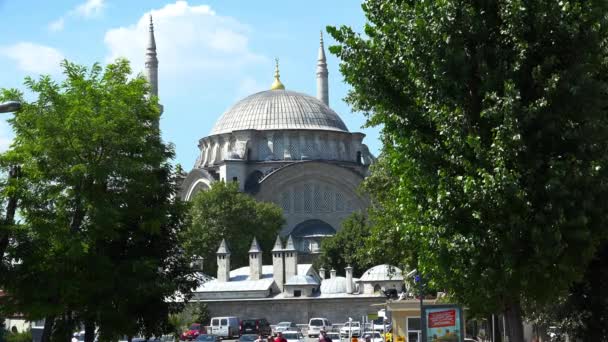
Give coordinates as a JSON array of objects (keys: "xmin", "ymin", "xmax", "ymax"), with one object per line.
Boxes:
[
  {"xmin": 285, "ymin": 274, "xmax": 318, "ymax": 286},
  {"xmin": 320, "ymin": 276, "xmax": 348, "ymax": 294},
  {"xmin": 360, "ymin": 264, "xmax": 404, "ymax": 282},
  {"xmin": 210, "ymin": 90, "xmax": 348, "ymax": 135}
]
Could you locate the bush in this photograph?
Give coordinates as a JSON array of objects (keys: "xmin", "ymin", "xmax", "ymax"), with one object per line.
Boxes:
[{"xmin": 5, "ymin": 329, "xmax": 32, "ymax": 342}]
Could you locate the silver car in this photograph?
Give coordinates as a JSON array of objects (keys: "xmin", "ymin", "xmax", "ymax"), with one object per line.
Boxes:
[{"xmin": 274, "ymin": 322, "xmax": 298, "ymax": 335}]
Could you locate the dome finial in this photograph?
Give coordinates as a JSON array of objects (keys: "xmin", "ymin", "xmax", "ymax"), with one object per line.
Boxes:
[{"xmin": 271, "ymin": 57, "xmax": 285, "ymax": 90}]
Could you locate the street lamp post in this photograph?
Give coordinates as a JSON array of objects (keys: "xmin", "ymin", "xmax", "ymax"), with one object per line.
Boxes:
[{"xmin": 0, "ymin": 101, "xmax": 21, "ymax": 113}]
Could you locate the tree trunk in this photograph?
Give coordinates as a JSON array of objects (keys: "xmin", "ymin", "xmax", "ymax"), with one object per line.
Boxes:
[
  {"xmin": 40, "ymin": 316, "xmax": 55, "ymax": 342},
  {"xmin": 84, "ymin": 319, "xmax": 95, "ymax": 342},
  {"xmin": 504, "ymin": 301, "xmax": 525, "ymax": 342}
]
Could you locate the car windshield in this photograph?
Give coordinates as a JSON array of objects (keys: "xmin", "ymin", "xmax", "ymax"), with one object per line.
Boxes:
[
  {"xmin": 242, "ymin": 321, "xmax": 256, "ymax": 329},
  {"xmin": 278, "ymin": 322, "xmax": 291, "ymax": 327},
  {"xmin": 283, "ymin": 333, "xmax": 300, "ymax": 340},
  {"xmin": 373, "ymin": 318, "xmax": 384, "ymax": 324},
  {"xmin": 189, "ymin": 324, "xmax": 201, "ymax": 330},
  {"xmin": 196, "ymin": 336, "xmax": 215, "ymax": 342},
  {"xmin": 239, "ymin": 335, "xmax": 257, "ymax": 342},
  {"xmin": 310, "ymin": 320, "xmax": 324, "ymax": 326}
]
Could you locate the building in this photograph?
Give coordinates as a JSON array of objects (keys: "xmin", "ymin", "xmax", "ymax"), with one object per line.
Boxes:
[
  {"xmin": 140, "ymin": 26, "xmax": 377, "ymax": 257},
  {"xmin": 189, "ymin": 237, "xmax": 407, "ymax": 323}
]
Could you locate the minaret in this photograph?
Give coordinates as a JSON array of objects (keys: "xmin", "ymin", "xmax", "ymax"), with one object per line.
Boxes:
[
  {"xmin": 216, "ymin": 238, "xmax": 231, "ymax": 282},
  {"xmin": 145, "ymin": 15, "xmax": 159, "ymax": 99},
  {"xmin": 316, "ymin": 31, "xmax": 329, "ymax": 106},
  {"xmin": 248, "ymin": 237, "xmax": 263, "ymax": 280},
  {"xmin": 272, "ymin": 235, "xmax": 285, "ymax": 291},
  {"xmin": 284, "ymin": 235, "xmax": 298, "ymax": 282}
]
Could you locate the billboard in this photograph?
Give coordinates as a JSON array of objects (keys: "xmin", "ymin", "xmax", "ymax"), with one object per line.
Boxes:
[{"xmin": 421, "ymin": 305, "xmax": 464, "ymax": 342}]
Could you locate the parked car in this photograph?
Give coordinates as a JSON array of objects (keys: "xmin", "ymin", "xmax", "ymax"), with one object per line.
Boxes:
[
  {"xmin": 181, "ymin": 323, "xmax": 207, "ymax": 341},
  {"xmin": 195, "ymin": 335, "xmax": 221, "ymax": 342},
  {"xmin": 274, "ymin": 322, "xmax": 298, "ymax": 335},
  {"xmin": 282, "ymin": 331, "xmax": 305, "ymax": 342},
  {"xmin": 210, "ymin": 317, "xmax": 240, "ymax": 338},
  {"xmin": 240, "ymin": 318, "xmax": 272, "ymax": 336},
  {"xmin": 326, "ymin": 332, "xmax": 341, "ymax": 341},
  {"xmin": 308, "ymin": 318, "xmax": 331, "ymax": 337},
  {"xmin": 238, "ymin": 334, "xmax": 258, "ymax": 342},
  {"xmin": 371, "ymin": 318, "xmax": 390, "ymax": 332},
  {"xmin": 340, "ymin": 322, "xmax": 361, "ymax": 338},
  {"xmin": 362, "ymin": 332, "xmax": 383, "ymax": 342}
]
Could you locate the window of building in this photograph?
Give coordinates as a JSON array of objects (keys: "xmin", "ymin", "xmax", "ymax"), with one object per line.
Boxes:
[
  {"xmin": 407, "ymin": 317, "xmax": 421, "ymax": 342},
  {"xmin": 294, "ymin": 290, "xmax": 302, "ymax": 297}
]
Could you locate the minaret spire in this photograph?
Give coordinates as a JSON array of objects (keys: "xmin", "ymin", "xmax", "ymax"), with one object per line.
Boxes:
[
  {"xmin": 145, "ymin": 15, "xmax": 159, "ymax": 99},
  {"xmin": 316, "ymin": 30, "xmax": 329, "ymax": 106},
  {"xmin": 270, "ymin": 58, "xmax": 285, "ymax": 90}
]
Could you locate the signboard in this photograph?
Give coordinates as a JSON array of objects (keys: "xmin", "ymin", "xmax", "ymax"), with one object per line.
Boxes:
[{"xmin": 421, "ymin": 305, "xmax": 464, "ymax": 342}]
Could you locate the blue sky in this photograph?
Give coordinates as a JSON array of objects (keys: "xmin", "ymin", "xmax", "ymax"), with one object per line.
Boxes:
[{"xmin": 0, "ymin": 0, "xmax": 381, "ymax": 169}]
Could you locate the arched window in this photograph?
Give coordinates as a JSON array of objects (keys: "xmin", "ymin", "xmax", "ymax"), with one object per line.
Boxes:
[{"xmin": 373, "ymin": 284, "xmax": 382, "ymax": 294}]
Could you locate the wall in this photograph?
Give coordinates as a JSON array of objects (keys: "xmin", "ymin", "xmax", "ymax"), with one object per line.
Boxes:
[{"xmin": 200, "ymin": 296, "xmax": 385, "ymax": 325}]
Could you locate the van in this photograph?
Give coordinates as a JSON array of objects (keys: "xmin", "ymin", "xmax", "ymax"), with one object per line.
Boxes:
[
  {"xmin": 308, "ymin": 318, "xmax": 331, "ymax": 337},
  {"xmin": 210, "ymin": 317, "xmax": 239, "ymax": 338}
]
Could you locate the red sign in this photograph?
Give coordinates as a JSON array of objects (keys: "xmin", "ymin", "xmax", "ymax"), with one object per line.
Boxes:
[{"xmin": 427, "ymin": 309, "xmax": 456, "ymax": 328}]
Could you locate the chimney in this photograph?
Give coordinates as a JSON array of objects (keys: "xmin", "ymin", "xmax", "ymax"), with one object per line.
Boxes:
[
  {"xmin": 319, "ymin": 267, "xmax": 326, "ymax": 280},
  {"xmin": 345, "ymin": 265, "xmax": 353, "ymax": 294},
  {"xmin": 216, "ymin": 239, "xmax": 231, "ymax": 282},
  {"xmin": 272, "ymin": 235, "xmax": 285, "ymax": 291},
  {"xmin": 284, "ymin": 235, "xmax": 298, "ymax": 281},
  {"xmin": 248, "ymin": 237, "xmax": 263, "ymax": 280},
  {"xmin": 330, "ymin": 268, "xmax": 336, "ymax": 279}
]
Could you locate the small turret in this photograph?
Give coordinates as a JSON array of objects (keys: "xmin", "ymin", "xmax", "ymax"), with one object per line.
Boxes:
[
  {"xmin": 248, "ymin": 237, "xmax": 263, "ymax": 280},
  {"xmin": 272, "ymin": 235, "xmax": 285, "ymax": 291},
  {"xmin": 284, "ymin": 235, "xmax": 298, "ymax": 282},
  {"xmin": 216, "ymin": 238, "xmax": 231, "ymax": 282}
]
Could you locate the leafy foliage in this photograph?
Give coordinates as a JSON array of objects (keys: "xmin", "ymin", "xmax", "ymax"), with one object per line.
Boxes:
[
  {"xmin": 315, "ymin": 211, "xmax": 378, "ymax": 278},
  {"xmin": 184, "ymin": 181, "xmax": 284, "ymax": 276},
  {"xmin": 328, "ymin": 0, "xmax": 608, "ymax": 340},
  {"xmin": 0, "ymin": 59, "xmax": 194, "ymax": 340}
]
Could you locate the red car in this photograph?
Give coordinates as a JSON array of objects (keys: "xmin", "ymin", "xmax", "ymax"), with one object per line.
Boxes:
[{"xmin": 180, "ymin": 323, "xmax": 207, "ymax": 341}]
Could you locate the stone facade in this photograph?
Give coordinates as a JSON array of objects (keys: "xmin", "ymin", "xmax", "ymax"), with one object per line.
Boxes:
[{"xmin": 199, "ymin": 296, "xmax": 385, "ymax": 325}]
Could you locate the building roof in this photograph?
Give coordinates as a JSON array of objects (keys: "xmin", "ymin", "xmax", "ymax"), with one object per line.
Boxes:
[
  {"xmin": 285, "ymin": 274, "xmax": 318, "ymax": 286},
  {"xmin": 249, "ymin": 237, "xmax": 262, "ymax": 253},
  {"xmin": 216, "ymin": 238, "xmax": 230, "ymax": 254},
  {"xmin": 284, "ymin": 235, "xmax": 296, "ymax": 251},
  {"xmin": 360, "ymin": 264, "xmax": 404, "ymax": 282},
  {"xmin": 210, "ymin": 90, "xmax": 349, "ymax": 135},
  {"xmin": 320, "ymin": 276, "xmax": 347, "ymax": 294},
  {"xmin": 272, "ymin": 235, "xmax": 283, "ymax": 252}
]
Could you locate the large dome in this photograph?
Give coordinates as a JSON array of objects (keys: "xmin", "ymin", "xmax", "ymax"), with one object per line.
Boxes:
[{"xmin": 210, "ymin": 90, "xmax": 349, "ymax": 135}]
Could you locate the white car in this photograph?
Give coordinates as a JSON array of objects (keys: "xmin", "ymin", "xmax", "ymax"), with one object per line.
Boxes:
[
  {"xmin": 282, "ymin": 331, "xmax": 305, "ymax": 342},
  {"xmin": 274, "ymin": 322, "xmax": 297, "ymax": 335},
  {"xmin": 362, "ymin": 332, "xmax": 383, "ymax": 342},
  {"xmin": 308, "ymin": 318, "xmax": 331, "ymax": 337},
  {"xmin": 340, "ymin": 322, "xmax": 361, "ymax": 338}
]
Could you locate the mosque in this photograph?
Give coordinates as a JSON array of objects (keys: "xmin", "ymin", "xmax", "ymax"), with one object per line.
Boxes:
[
  {"xmin": 142, "ymin": 17, "xmax": 408, "ymax": 322},
  {"xmin": 142, "ymin": 17, "xmax": 375, "ymax": 258}
]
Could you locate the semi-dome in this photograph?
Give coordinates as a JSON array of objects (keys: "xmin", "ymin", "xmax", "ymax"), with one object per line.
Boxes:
[
  {"xmin": 210, "ymin": 90, "xmax": 349, "ymax": 135},
  {"xmin": 320, "ymin": 276, "xmax": 347, "ymax": 294}
]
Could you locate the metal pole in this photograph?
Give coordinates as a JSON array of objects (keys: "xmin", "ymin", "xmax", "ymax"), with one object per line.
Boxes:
[{"xmin": 492, "ymin": 314, "xmax": 495, "ymax": 342}]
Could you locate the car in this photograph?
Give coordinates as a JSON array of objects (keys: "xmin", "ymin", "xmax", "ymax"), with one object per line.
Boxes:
[
  {"xmin": 340, "ymin": 322, "xmax": 361, "ymax": 338},
  {"xmin": 195, "ymin": 335, "xmax": 221, "ymax": 342},
  {"xmin": 308, "ymin": 318, "xmax": 331, "ymax": 338},
  {"xmin": 274, "ymin": 322, "xmax": 298, "ymax": 335},
  {"xmin": 326, "ymin": 332, "xmax": 341, "ymax": 341},
  {"xmin": 210, "ymin": 316, "xmax": 239, "ymax": 338},
  {"xmin": 362, "ymin": 332, "xmax": 383, "ymax": 342},
  {"xmin": 181, "ymin": 323, "xmax": 207, "ymax": 341},
  {"xmin": 238, "ymin": 334, "xmax": 259, "ymax": 342},
  {"xmin": 371, "ymin": 318, "xmax": 390, "ymax": 332},
  {"xmin": 282, "ymin": 331, "xmax": 305, "ymax": 342},
  {"xmin": 240, "ymin": 318, "xmax": 272, "ymax": 336}
]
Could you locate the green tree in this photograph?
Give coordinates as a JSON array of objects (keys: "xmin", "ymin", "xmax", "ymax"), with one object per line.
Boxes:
[
  {"xmin": 184, "ymin": 181, "xmax": 284, "ymax": 276},
  {"xmin": 0, "ymin": 59, "xmax": 194, "ymax": 342},
  {"xmin": 316, "ymin": 211, "xmax": 378, "ymax": 278},
  {"xmin": 328, "ymin": 1, "xmax": 608, "ymax": 341}
]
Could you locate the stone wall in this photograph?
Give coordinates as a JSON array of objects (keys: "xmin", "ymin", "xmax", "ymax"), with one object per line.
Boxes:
[{"xmin": 200, "ymin": 296, "xmax": 385, "ymax": 326}]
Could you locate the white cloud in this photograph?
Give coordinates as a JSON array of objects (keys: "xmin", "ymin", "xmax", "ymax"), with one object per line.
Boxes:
[
  {"xmin": 104, "ymin": 1, "xmax": 265, "ymax": 77},
  {"xmin": 48, "ymin": 0, "xmax": 105, "ymax": 32},
  {"xmin": 75, "ymin": 0, "xmax": 105, "ymax": 18},
  {"xmin": 0, "ymin": 42, "xmax": 64, "ymax": 74},
  {"xmin": 48, "ymin": 17, "xmax": 65, "ymax": 32}
]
